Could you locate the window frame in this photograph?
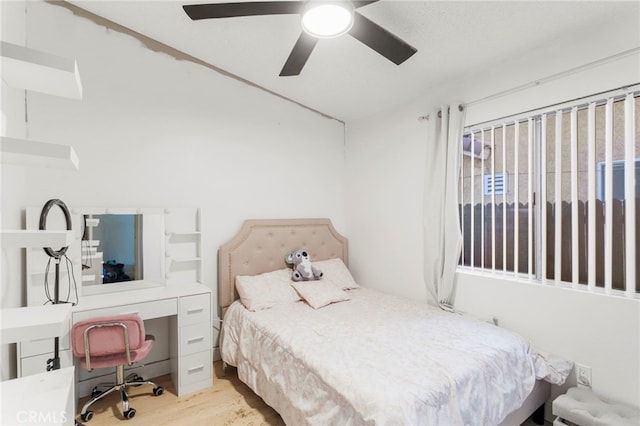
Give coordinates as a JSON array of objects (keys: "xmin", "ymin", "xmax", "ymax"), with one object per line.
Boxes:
[{"xmin": 458, "ymin": 87, "xmax": 639, "ymax": 299}]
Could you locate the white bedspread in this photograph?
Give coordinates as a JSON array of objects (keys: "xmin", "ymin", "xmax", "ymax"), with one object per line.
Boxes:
[{"xmin": 221, "ymin": 288, "xmax": 540, "ymax": 426}]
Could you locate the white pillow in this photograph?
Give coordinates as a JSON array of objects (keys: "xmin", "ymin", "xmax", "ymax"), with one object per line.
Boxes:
[
  {"xmin": 291, "ymin": 281, "xmax": 350, "ymax": 309},
  {"xmin": 235, "ymin": 269, "xmax": 300, "ymax": 311},
  {"xmin": 313, "ymin": 258, "xmax": 360, "ymax": 290}
]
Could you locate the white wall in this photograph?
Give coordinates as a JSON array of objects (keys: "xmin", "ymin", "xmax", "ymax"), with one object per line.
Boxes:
[
  {"xmin": 345, "ymin": 8, "xmax": 640, "ymax": 409},
  {"xmin": 0, "ymin": 0, "xmax": 28, "ymax": 381},
  {"xmin": 1, "ymin": 1, "xmax": 345, "ymax": 377}
]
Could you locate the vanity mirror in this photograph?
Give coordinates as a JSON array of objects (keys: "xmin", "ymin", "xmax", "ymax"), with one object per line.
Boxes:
[
  {"xmin": 26, "ymin": 207, "xmax": 201, "ymax": 302},
  {"xmin": 79, "ymin": 209, "xmax": 165, "ymax": 295}
]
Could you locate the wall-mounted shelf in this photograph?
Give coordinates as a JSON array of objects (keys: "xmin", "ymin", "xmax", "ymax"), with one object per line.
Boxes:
[
  {"xmin": 1, "ymin": 136, "xmax": 79, "ymax": 170},
  {"xmin": 166, "ymin": 231, "xmax": 201, "ymax": 236},
  {"xmin": 167, "ymin": 232, "xmax": 201, "ymax": 245},
  {"xmin": 0, "ymin": 229, "xmax": 74, "ymax": 248},
  {"xmin": 1, "ymin": 41, "xmax": 83, "ymax": 100},
  {"xmin": 168, "ymin": 257, "xmax": 201, "ymax": 264},
  {"xmin": 164, "ymin": 209, "xmax": 202, "ymax": 284}
]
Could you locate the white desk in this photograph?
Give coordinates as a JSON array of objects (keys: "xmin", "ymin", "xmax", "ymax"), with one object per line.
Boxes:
[
  {"xmin": 1, "ymin": 305, "xmax": 74, "ymax": 425},
  {"xmin": 18, "ymin": 282, "xmax": 213, "ymax": 398},
  {"xmin": 0, "ymin": 367, "xmax": 75, "ymax": 426},
  {"xmin": 1, "ymin": 304, "xmax": 71, "ymax": 344}
]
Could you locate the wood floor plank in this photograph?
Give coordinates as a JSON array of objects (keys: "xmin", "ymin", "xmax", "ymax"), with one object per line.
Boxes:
[{"xmin": 76, "ymin": 361, "xmax": 284, "ymax": 426}]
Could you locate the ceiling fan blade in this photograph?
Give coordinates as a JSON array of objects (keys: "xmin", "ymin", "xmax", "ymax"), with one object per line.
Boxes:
[
  {"xmin": 352, "ymin": 1, "xmax": 380, "ymax": 9},
  {"xmin": 348, "ymin": 12, "xmax": 417, "ymax": 65},
  {"xmin": 183, "ymin": 2, "xmax": 303, "ymax": 20},
  {"xmin": 279, "ymin": 32, "xmax": 319, "ymax": 76}
]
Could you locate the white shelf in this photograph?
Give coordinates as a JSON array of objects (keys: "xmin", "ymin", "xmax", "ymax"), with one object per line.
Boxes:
[
  {"xmin": 83, "ymin": 253, "xmax": 103, "ymax": 260},
  {"xmin": 1, "ymin": 136, "xmax": 79, "ymax": 170},
  {"xmin": 0, "ymin": 303, "xmax": 72, "ymax": 344},
  {"xmin": 167, "ymin": 257, "xmax": 201, "ymax": 263},
  {"xmin": 0, "ymin": 41, "xmax": 82, "ymax": 100},
  {"xmin": 85, "ymin": 218, "xmax": 100, "ymax": 227},
  {"xmin": 166, "ymin": 231, "xmax": 201, "ymax": 236},
  {"xmin": 0, "ymin": 229, "xmax": 74, "ymax": 248},
  {"xmin": 81, "ymin": 274, "xmax": 96, "ymax": 282}
]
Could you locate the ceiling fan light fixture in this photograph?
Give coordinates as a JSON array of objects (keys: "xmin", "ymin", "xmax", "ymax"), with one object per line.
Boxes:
[{"xmin": 301, "ymin": 2, "xmax": 354, "ymax": 38}]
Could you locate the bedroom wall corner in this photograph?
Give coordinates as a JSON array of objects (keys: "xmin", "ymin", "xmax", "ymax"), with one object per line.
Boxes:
[{"xmin": 344, "ymin": 99, "xmax": 431, "ymax": 303}]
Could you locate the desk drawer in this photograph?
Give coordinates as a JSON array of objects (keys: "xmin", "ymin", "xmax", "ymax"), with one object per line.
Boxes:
[
  {"xmin": 180, "ymin": 322, "xmax": 211, "ymax": 356},
  {"xmin": 180, "ymin": 350, "xmax": 211, "ymax": 387},
  {"xmin": 179, "ymin": 294, "xmax": 210, "ymax": 326},
  {"xmin": 20, "ymin": 349, "xmax": 73, "ymax": 377},
  {"xmin": 73, "ymin": 298, "xmax": 177, "ymax": 322}
]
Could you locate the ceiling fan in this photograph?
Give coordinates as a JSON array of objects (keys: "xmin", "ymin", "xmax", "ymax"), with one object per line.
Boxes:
[{"xmin": 182, "ymin": 1, "xmax": 417, "ymax": 76}]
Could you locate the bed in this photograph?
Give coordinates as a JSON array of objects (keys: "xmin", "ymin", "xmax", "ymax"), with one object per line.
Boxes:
[{"xmin": 218, "ymin": 218, "xmax": 556, "ymax": 426}]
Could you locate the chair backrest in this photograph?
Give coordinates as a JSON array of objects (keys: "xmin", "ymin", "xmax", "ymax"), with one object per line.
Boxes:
[{"xmin": 71, "ymin": 313, "xmax": 146, "ymax": 360}]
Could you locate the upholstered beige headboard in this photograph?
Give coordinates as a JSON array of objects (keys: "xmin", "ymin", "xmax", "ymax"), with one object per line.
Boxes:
[{"xmin": 217, "ymin": 218, "xmax": 348, "ymax": 315}]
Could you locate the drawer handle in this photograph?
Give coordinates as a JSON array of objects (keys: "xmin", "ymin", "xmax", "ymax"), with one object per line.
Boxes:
[
  {"xmin": 187, "ymin": 307, "xmax": 204, "ymax": 314},
  {"xmin": 187, "ymin": 365, "xmax": 204, "ymax": 373},
  {"xmin": 187, "ymin": 336, "xmax": 204, "ymax": 344}
]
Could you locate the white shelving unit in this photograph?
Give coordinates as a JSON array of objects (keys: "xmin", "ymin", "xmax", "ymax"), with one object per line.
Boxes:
[
  {"xmin": 164, "ymin": 209, "xmax": 202, "ymax": 284},
  {"xmin": 1, "ymin": 136, "xmax": 79, "ymax": 170},
  {"xmin": 1, "ymin": 43, "xmax": 82, "ymax": 248},
  {"xmin": 0, "ymin": 229, "xmax": 74, "ymax": 248},
  {"xmin": 0, "ymin": 41, "xmax": 83, "ymax": 100},
  {"xmin": 1, "ymin": 41, "xmax": 83, "ymax": 402}
]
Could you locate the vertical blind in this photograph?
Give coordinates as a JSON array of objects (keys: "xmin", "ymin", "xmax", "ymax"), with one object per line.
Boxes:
[{"xmin": 459, "ymin": 90, "xmax": 639, "ymax": 298}]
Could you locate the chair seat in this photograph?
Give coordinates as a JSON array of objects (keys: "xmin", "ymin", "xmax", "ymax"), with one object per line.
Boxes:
[{"xmin": 78, "ymin": 339, "xmax": 153, "ymax": 370}]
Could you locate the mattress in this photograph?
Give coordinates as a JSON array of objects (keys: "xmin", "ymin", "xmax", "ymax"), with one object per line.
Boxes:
[{"xmin": 221, "ymin": 287, "xmax": 542, "ymax": 426}]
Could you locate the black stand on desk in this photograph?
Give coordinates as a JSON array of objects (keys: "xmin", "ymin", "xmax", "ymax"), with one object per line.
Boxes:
[
  {"xmin": 47, "ymin": 258, "xmax": 62, "ymax": 371},
  {"xmin": 39, "ymin": 199, "xmax": 72, "ymax": 372}
]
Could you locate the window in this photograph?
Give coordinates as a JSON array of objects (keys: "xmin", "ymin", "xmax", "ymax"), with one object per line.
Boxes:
[{"xmin": 459, "ymin": 91, "xmax": 639, "ymax": 298}]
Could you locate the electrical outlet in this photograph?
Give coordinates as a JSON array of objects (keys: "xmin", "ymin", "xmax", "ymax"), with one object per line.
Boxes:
[{"xmin": 576, "ymin": 363, "xmax": 592, "ymax": 388}]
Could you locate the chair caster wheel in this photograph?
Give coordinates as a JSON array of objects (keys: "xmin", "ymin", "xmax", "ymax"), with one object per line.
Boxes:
[
  {"xmin": 80, "ymin": 411, "xmax": 93, "ymax": 422},
  {"xmin": 123, "ymin": 408, "xmax": 136, "ymax": 419},
  {"xmin": 130, "ymin": 374, "xmax": 144, "ymax": 386},
  {"xmin": 153, "ymin": 386, "xmax": 164, "ymax": 396},
  {"xmin": 90, "ymin": 387, "xmax": 102, "ymax": 398}
]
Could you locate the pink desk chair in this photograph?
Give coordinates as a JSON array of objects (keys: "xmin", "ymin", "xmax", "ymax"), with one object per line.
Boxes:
[{"xmin": 71, "ymin": 313, "xmax": 164, "ymax": 422}]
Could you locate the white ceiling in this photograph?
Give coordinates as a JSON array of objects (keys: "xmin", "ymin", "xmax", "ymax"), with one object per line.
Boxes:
[{"xmin": 66, "ymin": 0, "xmax": 638, "ymax": 122}]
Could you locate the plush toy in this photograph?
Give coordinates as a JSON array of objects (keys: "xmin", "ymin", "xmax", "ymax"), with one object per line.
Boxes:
[{"xmin": 285, "ymin": 250, "xmax": 323, "ymax": 282}]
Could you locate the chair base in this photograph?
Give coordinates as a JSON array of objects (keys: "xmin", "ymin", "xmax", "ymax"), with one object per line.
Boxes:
[{"xmin": 78, "ymin": 365, "xmax": 163, "ymax": 422}]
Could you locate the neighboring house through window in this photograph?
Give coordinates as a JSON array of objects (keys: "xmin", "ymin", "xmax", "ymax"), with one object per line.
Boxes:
[{"xmin": 458, "ymin": 90, "xmax": 639, "ymax": 297}]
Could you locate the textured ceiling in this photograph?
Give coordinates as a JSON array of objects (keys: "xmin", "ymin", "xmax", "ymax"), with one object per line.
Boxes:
[{"xmin": 66, "ymin": 0, "xmax": 639, "ymax": 122}]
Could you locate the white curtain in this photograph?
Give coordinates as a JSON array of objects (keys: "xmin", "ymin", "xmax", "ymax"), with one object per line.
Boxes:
[{"xmin": 423, "ymin": 104, "xmax": 466, "ymax": 311}]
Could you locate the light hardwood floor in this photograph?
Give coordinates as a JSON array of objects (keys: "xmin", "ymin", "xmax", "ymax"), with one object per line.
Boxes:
[{"xmin": 76, "ymin": 361, "xmax": 284, "ymax": 426}]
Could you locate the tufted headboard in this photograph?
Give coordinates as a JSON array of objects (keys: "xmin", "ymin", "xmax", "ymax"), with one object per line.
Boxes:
[{"xmin": 217, "ymin": 218, "xmax": 348, "ymax": 315}]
